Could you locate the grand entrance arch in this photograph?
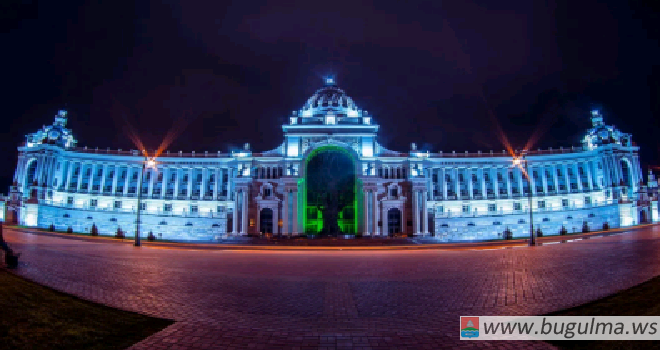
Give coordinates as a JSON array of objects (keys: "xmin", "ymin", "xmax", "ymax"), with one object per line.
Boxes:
[
  {"xmin": 387, "ymin": 208, "xmax": 401, "ymax": 236},
  {"xmin": 259, "ymin": 208, "xmax": 273, "ymax": 234},
  {"xmin": 304, "ymin": 145, "xmax": 357, "ymax": 236}
]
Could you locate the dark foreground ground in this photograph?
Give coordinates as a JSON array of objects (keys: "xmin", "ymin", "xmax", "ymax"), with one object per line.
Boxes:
[{"xmin": 3, "ymin": 225, "xmax": 660, "ymax": 349}]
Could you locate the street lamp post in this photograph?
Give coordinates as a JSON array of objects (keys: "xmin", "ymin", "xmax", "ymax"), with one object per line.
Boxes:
[
  {"xmin": 513, "ymin": 152, "xmax": 535, "ymax": 246},
  {"xmin": 135, "ymin": 157, "xmax": 157, "ymax": 247}
]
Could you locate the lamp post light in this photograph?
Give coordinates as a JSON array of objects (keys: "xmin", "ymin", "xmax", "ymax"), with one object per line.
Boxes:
[
  {"xmin": 513, "ymin": 152, "xmax": 535, "ymax": 246},
  {"xmin": 135, "ymin": 157, "xmax": 157, "ymax": 247}
]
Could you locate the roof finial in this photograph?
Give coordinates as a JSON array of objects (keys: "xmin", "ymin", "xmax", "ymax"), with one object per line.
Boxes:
[
  {"xmin": 591, "ymin": 109, "xmax": 603, "ymax": 127},
  {"xmin": 324, "ymin": 76, "xmax": 335, "ymax": 85}
]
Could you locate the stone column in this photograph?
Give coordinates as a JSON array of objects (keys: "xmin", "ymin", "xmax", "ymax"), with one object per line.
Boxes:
[
  {"xmin": 232, "ymin": 190, "xmax": 238, "ymax": 234},
  {"xmin": 226, "ymin": 169, "xmax": 232, "ymax": 199},
  {"xmin": 422, "ymin": 190, "xmax": 428, "ymax": 234},
  {"xmin": 74, "ymin": 162, "xmax": 83, "ymax": 191},
  {"xmin": 467, "ymin": 168, "xmax": 473, "ymax": 199},
  {"xmin": 611, "ymin": 156, "xmax": 621, "ymax": 186},
  {"xmin": 441, "ymin": 168, "xmax": 447, "ymax": 199},
  {"xmin": 160, "ymin": 168, "xmax": 168, "ymax": 199},
  {"xmin": 552, "ymin": 164, "xmax": 560, "ymax": 193},
  {"xmin": 173, "ymin": 168, "xmax": 180, "ymax": 198},
  {"xmin": 493, "ymin": 168, "xmax": 500, "ymax": 198},
  {"xmin": 282, "ymin": 190, "xmax": 289, "ymax": 235},
  {"xmin": 505, "ymin": 168, "xmax": 512, "ymax": 197},
  {"xmin": 541, "ymin": 165, "xmax": 549, "ymax": 194},
  {"xmin": 363, "ymin": 191, "xmax": 369, "ymax": 235},
  {"xmin": 563, "ymin": 163, "xmax": 571, "ymax": 193},
  {"xmin": 480, "ymin": 168, "xmax": 487, "ymax": 198},
  {"xmin": 65, "ymin": 161, "xmax": 74, "ymax": 191},
  {"xmin": 413, "ymin": 190, "xmax": 419, "ymax": 234},
  {"xmin": 99, "ymin": 164, "xmax": 108, "ymax": 193},
  {"xmin": 573, "ymin": 163, "xmax": 583, "ymax": 191},
  {"xmin": 241, "ymin": 190, "xmax": 248, "ymax": 234},
  {"xmin": 123, "ymin": 166, "xmax": 130, "ymax": 196},
  {"xmin": 454, "ymin": 168, "xmax": 460, "ymax": 199},
  {"xmin": 401, "ymin": 199, "xmax": 406, "ymax": 235},
  {"xmin": 372, "ymin": 191, "xmax": 378, "ymax": 235},
  {"xmin": 187, "ymin": 168, "xmax": 194, "ymax": 199},
  {"xmin": 213, "ymin": 168, "xmax": 219, "ymax": 200},
  {"xmin": 586, "ymin": 161, "xmax": 594, "ymax": 190},
  {"xmin": 147, "ymin": 168, "xmax": 156, "ymax": 197},
  {"xmin": 382, "ymin": 204, "xmax": 388, "ymax": 236},
  {"xmin": 111, "ymin": 164, "xmax": 119, "ymax": 194},
  {"xmin": 292, "ymin": 189, "xmax": 298, "ymax": 234},
  {"xmin": 256, "ymin": 205, "xmax": 261, "ymax": 234}
]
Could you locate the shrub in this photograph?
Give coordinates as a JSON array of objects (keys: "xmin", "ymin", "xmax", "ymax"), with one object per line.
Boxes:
[
  {"xmin": 602, "ymin": 222, "xmax": 610, "ymax": 231},
  {"xmin": 503, "ymin": 227, "xmax": 513, "ymax": 240},
  {"xmin": 582, "ymin": 221, "xmax": 590, "ymax": 233},
  {"xmin": 90, "ymin": 223, "xmax": 99, "ymax": 236},
  {"xmin": 147, "ymin": 231, "xmax": 156, "ymax": 241},
  {"xmin": 115, "ymin": 227, "xmax": 125, "ymax": 239},
  {"xmin": 66, "ymin": 226, "xmax": 73, "ymax": 234},
  {"xmin": 536, "ymin": 227, "xmax": 543, "ymax": 238},
  {"xmin": 559, "ymin": 226, "xmax": 568, "ymax": 236},
  {"xmin": 49, "ymin": 224, "xmax": 55, "ymax": 232}
]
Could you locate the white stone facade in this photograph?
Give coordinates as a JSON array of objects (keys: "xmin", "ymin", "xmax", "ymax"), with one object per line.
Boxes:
[{"xmin": 4, "ymin": 81, "xmax": 657, "ymax": 240}]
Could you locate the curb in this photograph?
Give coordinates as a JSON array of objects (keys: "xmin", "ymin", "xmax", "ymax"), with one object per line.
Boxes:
[{"xmin": 6, "ymin": 223, "xmax": 658, "ymax": 251}]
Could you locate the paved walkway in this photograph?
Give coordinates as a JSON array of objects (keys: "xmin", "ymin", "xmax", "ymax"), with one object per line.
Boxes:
[{"xmin": 4, "ymin": 225, "xmax": 660, "ymax": 349}]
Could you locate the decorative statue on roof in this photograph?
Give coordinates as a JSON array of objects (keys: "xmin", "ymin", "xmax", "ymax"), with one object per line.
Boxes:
[
  {"xmin": 582, "ymin": 110, "xmax": 632, "ymax": 150},
  {"xmin": 25, "ymin": 110, "xmax": 78, "ymax": 148}
]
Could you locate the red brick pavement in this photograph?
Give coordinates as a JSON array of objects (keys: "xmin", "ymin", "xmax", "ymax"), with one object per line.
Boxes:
[{"xmin": 4, "ymin": 225, "xmax": 660, "ymax": 349}]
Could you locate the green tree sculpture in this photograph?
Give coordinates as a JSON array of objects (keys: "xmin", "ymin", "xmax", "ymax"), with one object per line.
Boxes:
[{"xmin": 306, "ymin": 148, "xmax": 355, "ymax": 237}]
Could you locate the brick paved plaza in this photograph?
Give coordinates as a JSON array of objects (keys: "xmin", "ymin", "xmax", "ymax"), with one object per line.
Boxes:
[{"xmin": 4, "ymin": 226, "xmax": 660, "ymax": 349}]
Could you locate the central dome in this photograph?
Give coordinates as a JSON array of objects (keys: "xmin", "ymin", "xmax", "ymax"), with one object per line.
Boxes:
[{"xmin": 300, "ymin": 81, "xmax": 360, "ymax": 117}]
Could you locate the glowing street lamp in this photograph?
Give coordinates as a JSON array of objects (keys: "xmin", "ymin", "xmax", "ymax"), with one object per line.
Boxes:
[
  {"xmin": 135, "ymin": 157, "xmax": 157, "ymax": 247},
  {"xmin": 512, "ymin": 151, "xmax": 536, "ymax": 246}
]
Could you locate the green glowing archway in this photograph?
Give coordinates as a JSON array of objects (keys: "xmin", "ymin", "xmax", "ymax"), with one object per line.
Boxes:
[{"xmin": 303, "ymin": 145, "xmax": 358, "ymax": 235}]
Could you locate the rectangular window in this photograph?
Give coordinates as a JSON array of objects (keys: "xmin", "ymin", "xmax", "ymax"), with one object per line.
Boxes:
[
  {"xmin": 114, "ymin": 201, "xmax": 122, "ymax": 208},
  {"xmin": 264, "ymin": 188, "xmax": 272, "ymax": 197},
  {"xmin": 514, "ymin": 202, "xmax": 522, "ymax": 211},
  {"xmin": 390, "ymin": 188, "xmax": 398, "ymax": 197},
  {"xmin": 191, "ymin": 205, "xmax": 198, "ymax": 213},
  {"xmin": 562, "ymin": 199, "xmax": 569, "ymax": 207},
  {"xmin": 140, "ymin": 203, "xmax": 147, "ymax": 211},
  {"xmin": 437, "ymin": 206, "xmax": 444, "ymax": 213},
  {"xmin": 67, "ymin": 196, "xmax": 74, "ymax": 205},
  {"xmin": 89, "ymin": 199, "xmax": 97, "ymax": 207},
  {"xmin": 585, "ymin": 196, "xmax": 591, "ymax": 205},
  {"xmin": 462, "ymin": 205, "xmax": 470, "ymax": 213},
  {"xmin": 216, "ymin": 206, "xmax": 225, "ymax": 212},
  {"xmin": 538, "ymin": 200, "xmax": 546, "ymax": 208},
  {"xmin": 488, "ymin": 204, "xmax": 496, "ymax": 212},
  {"xmin": 164, "ymin": 204, "xmax": 172, "ymax": 212}
]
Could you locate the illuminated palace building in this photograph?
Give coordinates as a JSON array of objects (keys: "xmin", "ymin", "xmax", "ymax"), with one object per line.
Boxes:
[{"xmin": 3, "ymin": 79, "xmax": 659, "ymax": 240}]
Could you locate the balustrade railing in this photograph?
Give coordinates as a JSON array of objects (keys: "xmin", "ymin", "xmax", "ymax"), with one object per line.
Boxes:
[{"xmin": 435, "ymin": 199, "xmax": 617, "ymax": 218}]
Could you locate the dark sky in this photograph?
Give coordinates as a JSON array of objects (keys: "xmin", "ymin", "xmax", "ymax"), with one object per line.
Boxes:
[{"xmin": 1, "ymin": 0, "xmax": 659, "ymax": 191}]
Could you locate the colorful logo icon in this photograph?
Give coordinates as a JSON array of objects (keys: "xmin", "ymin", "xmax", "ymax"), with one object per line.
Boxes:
[{"xmin": 461, "ymin": 317, "xmax": 479, "ymax": 338}]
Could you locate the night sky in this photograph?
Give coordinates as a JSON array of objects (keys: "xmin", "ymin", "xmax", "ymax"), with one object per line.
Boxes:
[{"xmin": 1, "ymin": 0, "xmax": 658, "ymax": 191}]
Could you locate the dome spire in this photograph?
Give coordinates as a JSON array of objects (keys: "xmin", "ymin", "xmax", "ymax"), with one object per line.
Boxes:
[{"xmin": 324, "ymin": 76, "xmax": 335, "ymax": 86}]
